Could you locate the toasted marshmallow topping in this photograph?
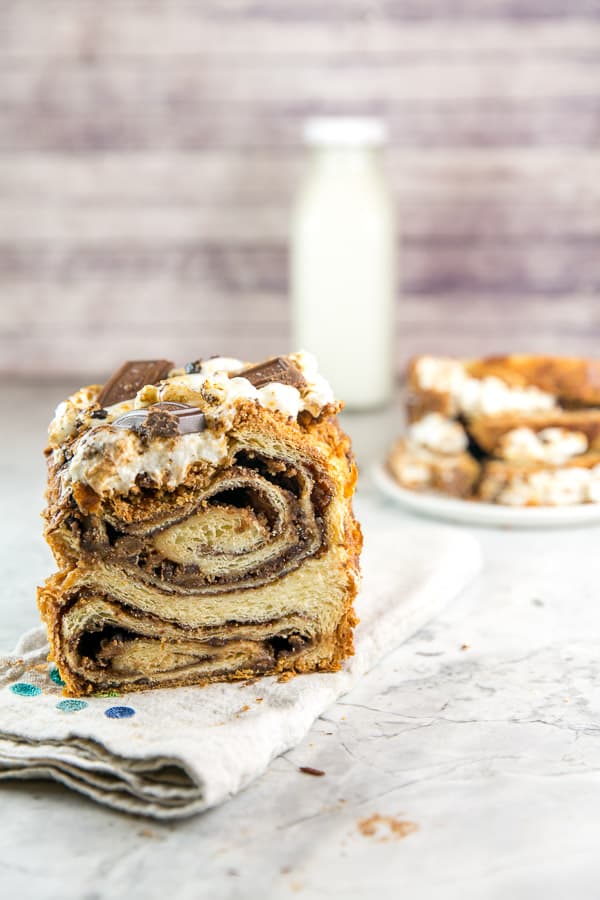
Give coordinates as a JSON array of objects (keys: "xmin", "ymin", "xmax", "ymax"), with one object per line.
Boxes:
[
  {"xmin": 49, "ymin": 352, "xmax": 335, "ymax": 445},
  {"xmin": 67, "ymin": 428, "xmax": 228, "ymax": 495},
  {"xmin": 256, "ymin": 382, "xmax": 302, "ymax": 419},
  {"xmin": 393, "ymin": 460, "xmax": 431, "ymax": 487},
  {"xmin": 415, "ymin": 357, "xmax": 465, "ymax": 396},
  {"xmin": 409, "ymin": 413, "xmax": 468, "ymax": 455},
  {"xmin": 497, "ymin": 465, "xmax": 600, "ymax": 506},
  {"xmin": 196, "ymin": 357, "xmax": 245, "ymax": 376},
  {"xmin": 289, "ymin": 350, "xmax": 336, "ymax": 416},
  {"xmin": 156, "ymin": 370, "xmax": 305, "ymax": 428},
  {"xmin": 460, "ymin": 376, "xmax": 556, "ymax": 418},
  {"xmin": 48, "ymin": 351, "xmax": 337, "ymax": 496},
  {"xmin": 48, "ymin": 385, "xmax": 101, "ymax": 446},
  {"xmin": 151, "ymin": 351, "xmax": 333, "ymax": 425},
  {"xmin": 498, "ymin": 427, "xmax": 588, "ymax": 465},
  {"xmin": 414, "ymin": 356, "xmax": 556, "ymax": 419}
]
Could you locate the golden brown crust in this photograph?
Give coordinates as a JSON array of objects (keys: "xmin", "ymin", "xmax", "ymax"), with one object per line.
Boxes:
[
  {"xmin": 397, "ymin": 354, "xmax": 600, "ymax": 507},
  {"xmin": 464, "ymin": 355, "xmax": 600, "ymax": 406},
  {"xmin": 407, "ymin": 354, "xmax": 600, "ymax": 420},
  {"xmin": 405, "ymin": 358, "xmax": 456, "ymax": 423},
  {"xmin": 468, "ymin": 409, "xmax": 600, "ymax": 455},
  {"xmin": 387, "ymin": 438, "xmax": 480, "ymax": 499}
]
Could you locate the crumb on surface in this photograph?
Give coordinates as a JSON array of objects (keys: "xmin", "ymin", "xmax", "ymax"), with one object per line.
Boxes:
[
  {"xmin": 358, "ymin": 814, "xmax": 419, "ymax": 842},
  {"xmin": 299, "ymin": 766, "xmax": 325, "ymax": 777}
]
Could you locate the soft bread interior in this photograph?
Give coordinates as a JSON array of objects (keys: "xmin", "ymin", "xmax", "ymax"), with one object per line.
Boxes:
[
  {"xmin": 58, "ymin": 548, "xmax": 354, "ymax": 634},
  {"xmin": 63, "ymin": 602, "xmax": 322, "ymax": 686},
  {"xmin": 152, "ymin": 507, "xmax": 269, "ymax": 562},
  {"xmin": 42, "ymin": 540, "xmax": 357, "ymax": 691}
]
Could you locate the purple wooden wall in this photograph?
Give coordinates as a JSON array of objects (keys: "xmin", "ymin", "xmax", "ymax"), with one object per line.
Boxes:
[{"xmin": 1, "ymin": 1, "xmax": 599, "ymax": 379}]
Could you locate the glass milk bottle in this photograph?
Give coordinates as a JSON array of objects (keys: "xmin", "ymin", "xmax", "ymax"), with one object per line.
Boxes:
[{"xmin": 291, "ymin": 117, "xmax": 396, "ymax": 409}]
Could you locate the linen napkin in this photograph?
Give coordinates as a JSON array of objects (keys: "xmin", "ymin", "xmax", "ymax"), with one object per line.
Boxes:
[{"xmin": 0, "ymin": 523, "xmax": 481, "ymax": 819}]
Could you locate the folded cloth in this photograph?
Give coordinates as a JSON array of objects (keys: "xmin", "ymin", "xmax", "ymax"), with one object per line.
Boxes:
[{"xmin": 0, "ymin": 525, "xmax": 481, "ymax": 819}]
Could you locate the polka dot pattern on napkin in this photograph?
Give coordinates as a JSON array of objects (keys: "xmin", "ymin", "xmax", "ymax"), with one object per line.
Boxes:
[
  {"xmin": 10, "ymin": 682, "xmax": 42, "ymax": 697},
  {"xmin": 8, "ymin": 671, "xmax": 135, "ymax": 719},
  {"xmin": 104, "ymin": 706, "xmax": 136, "ymax": 719},
  {"xmin": 56, "ymin": 699, "xmax": 88, "ymax": 713}
]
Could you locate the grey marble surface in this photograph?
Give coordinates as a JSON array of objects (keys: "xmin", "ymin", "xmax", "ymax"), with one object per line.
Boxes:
[{"xmin": 2, "ymin": 381, "xmax": 600, "ymax": 900}]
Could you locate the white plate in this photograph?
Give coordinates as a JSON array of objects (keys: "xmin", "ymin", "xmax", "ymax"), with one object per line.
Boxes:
[{"xmin": 372, "ymin": 463, "xmax": 600, "ymax": 529}]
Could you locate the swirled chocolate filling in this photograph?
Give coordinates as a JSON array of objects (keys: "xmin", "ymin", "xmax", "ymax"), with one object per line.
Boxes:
[
  {"xmin": 62, "ymin": 593, "xmax": 318, "ymax": 687},
  {"xmin": 68, "ymin": 451, "xmax": 333, "ymax": 594}
]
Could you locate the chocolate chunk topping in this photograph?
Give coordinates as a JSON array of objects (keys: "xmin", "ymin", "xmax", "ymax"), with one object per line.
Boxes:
[
  {"xmin": 109, "ymin": 409, "xmax": 149, "ymax": 432},
  {"xmin": 240, "ymin": 357, "xmax": 307, "ymax": 390},
  {"xmin": 90, "ymin": 408, "xmax": 108, "ymax": 419},
  {"xmin": 96, "ymin": 360, "xmax": 174, "ymax": 408},
  {"xmin": 153, "ymin": 403, "xmax": 207, "ymax": 435},
  {"xmin": 184, "ymin": 360, "xmax": 203, "ymax": 374},
  {"xmin": 112, "ymin": 402, "xmax": 206, "ymax": 438},
  {"xmin": 140, "ymin": 408, "xmax": 180, "ymax": 440}
]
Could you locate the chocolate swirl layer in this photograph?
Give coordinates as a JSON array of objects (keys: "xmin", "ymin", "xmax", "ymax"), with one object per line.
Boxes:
[{"xmin": 52, "ymin": 451, "xmax": 332, "ymax": 595}]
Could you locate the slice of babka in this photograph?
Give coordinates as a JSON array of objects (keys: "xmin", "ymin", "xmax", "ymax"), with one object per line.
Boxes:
[{"xmin": 38, "ymin": 353, "xmax": 362, "ymax": 696}]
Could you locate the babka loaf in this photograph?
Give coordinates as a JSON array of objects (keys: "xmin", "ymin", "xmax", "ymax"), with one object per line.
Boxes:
[
  {"xmin": 389, "ymin": 354, "xmax": 600, "ymax": 506},
  {"xmin": 38, "ymin": 353, "xmax": 362, "ymax": 695}
]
